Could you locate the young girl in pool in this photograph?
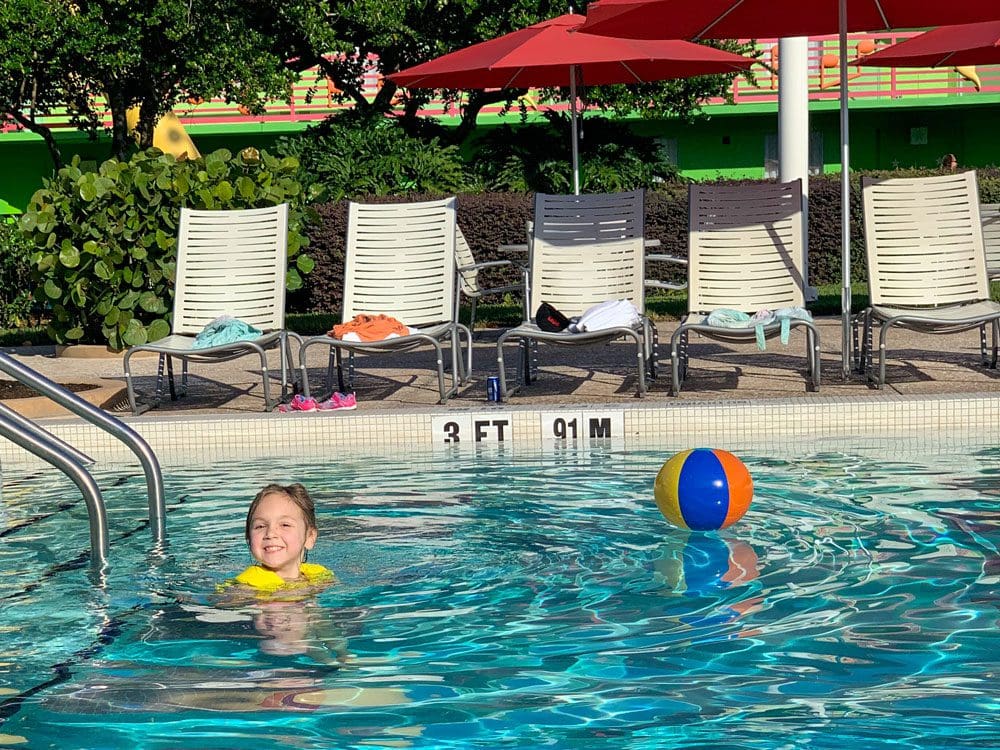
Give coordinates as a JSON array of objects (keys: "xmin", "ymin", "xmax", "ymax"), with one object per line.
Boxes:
[{"xmin": 232, "ymin": 482, "xmax": 336, "ymax": 595}]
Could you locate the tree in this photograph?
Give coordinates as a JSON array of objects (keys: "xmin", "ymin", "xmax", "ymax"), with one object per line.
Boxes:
[
  {"xmin": 1, "ymin": 0, "xmax": 341, "ymax": 164},
  {"xmin": 309, "ymin": 0, "xmax": 753, "ymax": 143},
  {"xmin": 0, "ymin": 0, "xmax": 98, "ymax": 170}
]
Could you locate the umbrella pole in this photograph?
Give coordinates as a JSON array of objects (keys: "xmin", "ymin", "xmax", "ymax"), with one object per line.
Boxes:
[
  {"xmin": 570, "ymin": 65, "xmax": 580, "ymax": 195},
  {"xmin": 839, "ymin": 0, "xmax": 852, "ymax": 379}
]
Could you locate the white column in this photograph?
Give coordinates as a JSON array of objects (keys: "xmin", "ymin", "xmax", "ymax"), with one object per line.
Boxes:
[{"xmin": 778, "ymin": 36, "xmax": 816, "ymax": 301}]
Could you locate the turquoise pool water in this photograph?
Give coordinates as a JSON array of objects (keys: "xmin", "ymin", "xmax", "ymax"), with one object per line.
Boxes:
[{"xmin": 0, "ymin": 443, "xmax": 997, "ymax": 749}]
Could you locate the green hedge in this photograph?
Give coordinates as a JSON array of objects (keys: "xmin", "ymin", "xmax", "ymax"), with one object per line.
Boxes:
[{"xmin": 295, "ymin": 168, "xmax": 1000, "ymax": 315}]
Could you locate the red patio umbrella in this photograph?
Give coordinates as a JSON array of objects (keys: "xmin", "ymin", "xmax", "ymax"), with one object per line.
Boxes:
[
  {"xmin": 580, "ymin": 0, "xmax": 1000, "ymax": 377},
  {"xmin": 579, "ymin": 1, "xmax": 1000, "ymax": 40},
  {"xmin": 858, "ymin": 20, "xmax": 1000, "ymax": 68},
  {"xmin": 387, "ymin": 13, "xmax": 754, "ymax": 194}
]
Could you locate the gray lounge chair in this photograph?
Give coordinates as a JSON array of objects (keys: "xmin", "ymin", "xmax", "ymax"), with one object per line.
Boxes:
[
  {"xmin": 670, "ymin": 179, "xmax": 820, "ymax": 395},
  {"xmin": 496, "ymin": 189, "xmax": 656, "ymax": 399}
]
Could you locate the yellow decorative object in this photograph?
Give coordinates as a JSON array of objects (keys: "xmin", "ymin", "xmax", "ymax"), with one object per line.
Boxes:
[
  {"xmin": 126, "ymin": 107, "xmax": 201, "ymax": 159},
  {"xmin": 955, "ymin": 66, "xmax": 981, "ymax": 92}
]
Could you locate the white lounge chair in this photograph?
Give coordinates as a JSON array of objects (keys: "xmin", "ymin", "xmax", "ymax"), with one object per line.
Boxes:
[
  {"xmin": 123, "ymin": 204, "xmax": 297, "ymax": 414},
  {"xmin": 857, "ymin": 172, "xmax": 1000, "ymax": 388},
  {"xmin": 495, "ymin": 190, "xmax": 655, "ymax": 399},
  {"xmin": 981, "ymin": 203, "xmax": 1000, "ymax": 281},
  {"xmin": 670, "ymin": 179, "xmax": 820, "ymax": 395},
  {"xmin": 297, "ymin": 197, "xmax": 471, "ymax": 404}
]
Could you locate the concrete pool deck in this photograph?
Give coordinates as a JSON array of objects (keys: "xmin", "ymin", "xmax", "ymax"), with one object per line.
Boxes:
[
  {"xmin": 4, "ymin": 316, "xmax": 999, "ymax": 414},
  {"xmin": 2, "ymin": 315, "xmax": 999, "ymax": 466}
]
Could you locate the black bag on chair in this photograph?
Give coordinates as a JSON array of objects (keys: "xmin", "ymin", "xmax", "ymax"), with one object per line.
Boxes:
[{"xmin": 535, "ymin": 302, "xmax": 570, "ymax": 332}]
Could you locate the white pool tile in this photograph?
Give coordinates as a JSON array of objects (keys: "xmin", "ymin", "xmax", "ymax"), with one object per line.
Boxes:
[{"xmin": 1, "ymin": 393, "xmax": 998, "ymax": 468}]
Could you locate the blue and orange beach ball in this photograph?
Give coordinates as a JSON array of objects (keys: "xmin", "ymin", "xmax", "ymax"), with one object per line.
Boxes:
[{"xmin": 654, "ymin": 448, "xmax": 753, "ymax": 531}]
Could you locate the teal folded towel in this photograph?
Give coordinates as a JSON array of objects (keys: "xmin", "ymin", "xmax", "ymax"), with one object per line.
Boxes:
[
  {"xmin": 192, "ymin": 315, "xmax": 263, "ymax": 349},
  {"xmin": 774, "ymin": 307, "xmax": 812, "ymax": 345},
  {"xmin": 705, "ymin": 307, "xmax": 811, "ymax": 351},
  {"xmin": 704, "ymin": 309, "xmax": 751, "ymax": 328}
]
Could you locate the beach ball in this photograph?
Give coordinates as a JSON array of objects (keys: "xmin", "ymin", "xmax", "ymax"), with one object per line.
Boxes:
[{"xmin": 654, "ymin": 449, "xmax": 753, "ymax": 531}]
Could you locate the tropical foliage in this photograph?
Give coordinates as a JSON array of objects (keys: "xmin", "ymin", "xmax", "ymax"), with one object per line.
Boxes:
[
  {"xmin": 276, "ymin": 115, "xmax": 472, "ymax": 201},
  {"xmin": 0, "ymin": 219, "xmax": 35, "ymax": 328},
  {"xmin": 471, "ymin": 113, "xmax": 683, "ymax": 193},
  {"xmin": 19, "ymin": 148, "xmax": 313, "ymax": 349}
]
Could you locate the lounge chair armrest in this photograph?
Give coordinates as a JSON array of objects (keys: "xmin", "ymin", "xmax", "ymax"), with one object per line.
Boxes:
[
  {"xmin": 645, "ymin": 279, "xmax": 687, "ymax": 291},
  {"xmin": 499, "ymin": 242, "xmax": 529, "ymax": 254},
  {"xmin": 646, "ymin": 253, "xmax": 688, "ymax": 267},
  {"xmin": 519, "ymin": 264, "xmax": 533, "ymax": 323},
  {"xmin": 457, "ymin": 259, "xmax": 515, "ymax": 273}
]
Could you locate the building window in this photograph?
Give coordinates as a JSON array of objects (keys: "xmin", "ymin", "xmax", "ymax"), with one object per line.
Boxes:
[{"xmin": 764, "ymin": 132, "xmax": 824, "ymax": 178}]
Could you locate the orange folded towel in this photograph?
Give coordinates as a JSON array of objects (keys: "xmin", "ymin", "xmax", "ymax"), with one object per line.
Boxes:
[{"xmin": 330, "ymin": 314, "xmax": 409, "ymax": 342}]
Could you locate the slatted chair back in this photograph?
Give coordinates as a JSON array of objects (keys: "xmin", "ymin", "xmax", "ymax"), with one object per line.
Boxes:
[
  {"xmin": 343, "ymin": 197, "xmax": 457, "ymax": 326},
  {"xmin": 456, "ymin": 227, "xmax": 480, "ymax": 298},
  {"xmin": 529, "ymin": 190, "xmax": 645, "ymax": 317},
  {"xmin": 862, "ymin": 172, "xmax": 988, "ymax": 308},
  {"xmin": 172, "ymin": 204, "xmax": 289, "ymax": 334},
  {"xmin": 687, "ymin": 180, "xmax": 805, "ymax": 314},
  {"xmin": 981, "ymin": 202, "xmax": 1000, "ymax": 280}
]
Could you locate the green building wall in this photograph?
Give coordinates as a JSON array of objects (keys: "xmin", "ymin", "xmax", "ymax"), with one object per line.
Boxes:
[{"xmin": 2, "ymin": 96, "xmax": 999, "ymax": 212}]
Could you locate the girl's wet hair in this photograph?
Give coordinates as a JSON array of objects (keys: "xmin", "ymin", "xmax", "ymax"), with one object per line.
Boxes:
[{"xmin": 245, "ymin": 483, "xmax": 318, "ymax": 541}]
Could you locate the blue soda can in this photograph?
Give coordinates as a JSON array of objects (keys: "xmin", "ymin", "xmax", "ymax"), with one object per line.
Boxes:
[{"xmin": 486, "ymin": 376, "xmax": 501, "ymax": 402}]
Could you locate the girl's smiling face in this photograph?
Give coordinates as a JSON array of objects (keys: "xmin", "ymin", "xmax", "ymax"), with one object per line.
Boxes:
[{"xmin": 247, "ymin": 491, "xmax": 317, "ymax": 581}]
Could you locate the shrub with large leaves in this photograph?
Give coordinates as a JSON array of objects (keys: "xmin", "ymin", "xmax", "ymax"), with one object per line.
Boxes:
[{"xmin": 20, "ymin": 148, "xmax": 314, "ymax": 349}]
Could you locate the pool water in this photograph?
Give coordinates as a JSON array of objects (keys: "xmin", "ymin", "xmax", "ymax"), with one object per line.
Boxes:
[{"xmin": 0, "ymin": 442, "xmax": 997, "ymax": 749}]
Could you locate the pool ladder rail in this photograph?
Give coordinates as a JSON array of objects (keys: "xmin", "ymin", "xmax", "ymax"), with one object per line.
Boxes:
[{"xmin": 0, "ymin": 352, "xmax": 165, "ymax": 569}]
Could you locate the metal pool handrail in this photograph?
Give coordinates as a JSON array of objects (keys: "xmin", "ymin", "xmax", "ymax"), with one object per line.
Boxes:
[
  {"xmin": 0, "ymin": 406, "xmax": 109, "ymax": 567},
  {"xmin": 0, "ymin": 352, "xmax": 166, "ymax": 546}
]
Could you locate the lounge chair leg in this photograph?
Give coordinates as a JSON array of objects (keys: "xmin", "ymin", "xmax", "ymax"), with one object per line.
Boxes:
[
  {"xmin": 334, "ymin": 349, "xmax": 347, "ymax": 394},
  {"xmin": 669, "ymin": 329, "xmax": 684, "ymax": 396},
  {"xmin": 123, "ymin": 349, "xmax": 153, "ymax": 416},
  {"xmin": 455, "ymin": 323, "xmax": 473, "ymax": 383},
  {"xmin": 298, "ymin": 361, "xmax": 312, "ymax": 399},
  {"xmin": 257, "ymin": 347, "xmax": 273, "ymax": 412},
  {"xmin": 876, "ymin": 324, "xmax": 890, "ymax": 389},
  {"xmin": 978, "ymin": 322, "xmax": 999, "ymax": 369},
  {"xmin": 854, "ymin": 312, "xmax": 867, "ymax": 375},
  {"xmin": 277, "ymin": 332, "xmax": 290, "ymax": 400},
  {"xmin": 496, "ymin": 333, "xmax": 520, "ymax": 401},
  {"xmin": 434, "ymin": 343, "xmax": 450, "ymax": 404},
  {"xmin": 325, "ymin": 348, "xmax": 337, "ymax": 394},
  {"xmin": 993, "ymin": 321, "xmax": 999, "ymax": 369},
  {"xmin": 260, "ymin": 364, "xmax": 273, "ymax": 410},
  {"xmin": 633, "ymin": 332, "xmax": 647, "ymax": 397},
  {"xmin": 860, "ymin": 313, "xmax": 875, "ymax": 380},
  {"xmin": 162, "ymin": 355, "xmax": 177, "ymax": 401},
  {"xmin": 807, "ymin": 325, "xmax": 821, "ymax": 391},
  {"xmin": 647, "ymin": 320, "xmax": 659, "ymax": 380}
]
